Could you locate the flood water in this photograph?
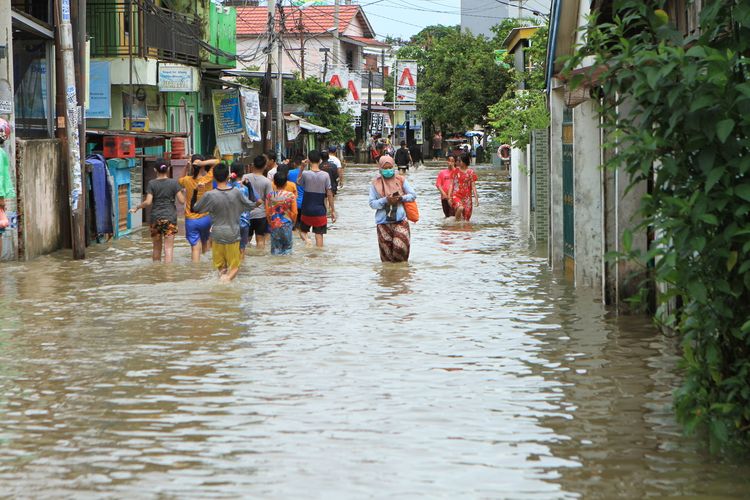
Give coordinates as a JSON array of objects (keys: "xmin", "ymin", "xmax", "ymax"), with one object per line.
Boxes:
[{"xmin": 0, "ymin": 163, "xmax": 748, "ymax": 498}]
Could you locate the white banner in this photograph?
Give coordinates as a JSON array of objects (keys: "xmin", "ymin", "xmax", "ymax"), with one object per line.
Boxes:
[
  {"xmin": 240, "ymin": 88, "xmax": 262, "ymax": 142},
  {"xmin": 325, "ymin": 65, "xmax": 361, "ymax": 117},
  {"xmin": 396, "ymin": 60, "xmax": 417, "ymax": 103},
  {"xmin": 158, "ymin": 64, "xmax": 199, "ymax": 92}
]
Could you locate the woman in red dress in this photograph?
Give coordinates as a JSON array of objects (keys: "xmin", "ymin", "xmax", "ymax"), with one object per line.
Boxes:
[{"xmin": 449, "ymin": 153, "xmax": 479, "ymax": 221}]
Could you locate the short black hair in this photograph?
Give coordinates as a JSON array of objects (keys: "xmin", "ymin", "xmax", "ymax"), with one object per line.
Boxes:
[
  {"xmin": 308, "ymin": 150, "xmax": 321, "ymax": 164},
  {"xmin": 190, "ymin": 154, "xmax": 203, "ymax": 164},
  {"xmin": 293, "ymin": 154, "xmax": 305, "ymax": 166},
  {"xmin": 253, "ymin": 155, "xmax": 267, "ymax": 171},
  {"xmin": 400, "ymin": 141, "xmax": 406, "ymax": 146},
  {"xmin": 266, "ymin": 151, "xmax": 278, "ymax": 162},
  {"xmin": 273, "ymin": 172, "xmax": 288, "ymax": 188},
  {"xmin": 214, "ymin": 162, "xmax": 230, "ymax": 182},
  {"xmin": 458, "ymin": 152, "xmax": 471, "ymax": 166},
  {"xmin": 155, "ymin": 160, "xmax": 169, "ymax": 174},
  {"xmin": 277, "ymin": 164, "xmax": 290, "ymax": 176},
  {"xmin": 230, "ymin": 161, "xmax": 245, "ymax": 179},
  {"xmin": 320, "ymin": 151, "xmax": 330, "ymax": 162}
]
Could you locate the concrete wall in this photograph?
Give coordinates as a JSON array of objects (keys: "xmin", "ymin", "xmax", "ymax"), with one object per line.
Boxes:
[
  {"xmin": 16, "ymin": 139, "xmax": 67, "ymax": 260},
  {"xmin": 549, "ymin": 84, "xmax": 565, "ymax": 271},
  {"xmin": 573, "ymin": 99, "xmax": 603, "ymax": 293}
]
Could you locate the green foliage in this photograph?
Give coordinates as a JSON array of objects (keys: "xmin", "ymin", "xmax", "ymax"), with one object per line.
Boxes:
[
  {"xmin": 397, "ymin": 25, "xmax": 511, "ymax": 131},
  {"xmin": 488, "ymin": 24, "xmax": 550, "ymax": 149},
  {"xmin": 283, "ymin": 76, "xmax": 352, "ymax": 143},
  {"xmin": 565, "ymin": 0, "xmax": 750, "ymax": 450}
]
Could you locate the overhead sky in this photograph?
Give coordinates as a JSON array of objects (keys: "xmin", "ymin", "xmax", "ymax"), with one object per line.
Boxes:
[{"xmin": 358, "ymin": 0, "xmax": 551, "ymax": 40}]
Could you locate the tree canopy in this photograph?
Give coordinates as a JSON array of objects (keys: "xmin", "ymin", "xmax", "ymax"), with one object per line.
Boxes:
[
  {"xmin": 397, "ymin": 25, "xmax": 512, "ymax": 132},
  {"xmin": 283, "ymin": 76, "xmax": 352, "ymax": 143}
]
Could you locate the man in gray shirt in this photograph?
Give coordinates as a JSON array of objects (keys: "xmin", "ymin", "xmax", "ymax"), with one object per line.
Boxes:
[
  {"xmin": 241, "ymin": 155, "xmax": 273, "ymax": 250},
  {"xmin": 194, "ymin": 162, "xmax": 256, "ymax": 282}
]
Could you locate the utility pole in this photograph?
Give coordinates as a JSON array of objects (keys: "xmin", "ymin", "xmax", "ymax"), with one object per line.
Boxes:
[
  {"xmin": 275, "ymin": 1, "xmax": 284, "ymax": 160},
  {"xmin": 333, "ymin": 0, "xmax": 340, "ymax": 69},
  {"xmin": 320, "ymin": 48, "xmax": 329, "ymax": 80},
  {"xmin": 127, "ymin": 0, "xmax": 133, "ymax": 130},
  {"xmin": 264, "ymin": 0, "xmax": 275, "ymax": 153},
  {"xmin": 299, "ymin": 22, "xmax": 305, "ymax": 79},
  {"xmin": 366, "ymin": 69, "xmax": 373, "ymax": 163},
  {"xmin": 57, "ymin": 0, "xmax": 86, "ymax": 259}
]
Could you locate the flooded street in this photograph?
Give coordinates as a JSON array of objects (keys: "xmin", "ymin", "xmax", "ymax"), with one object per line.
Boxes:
[{"xmin": 0, "ymin": 163, "xmax": 748, "ymax": 498}]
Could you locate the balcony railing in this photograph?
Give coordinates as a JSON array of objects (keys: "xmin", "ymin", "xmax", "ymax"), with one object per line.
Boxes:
[
  {"xmin": 88, "ymin": 0, "xmax": 200, "ymax": 65},
  {"xmin": 359, "ymin": 71, "xmax": 385, "ymax": 90}
]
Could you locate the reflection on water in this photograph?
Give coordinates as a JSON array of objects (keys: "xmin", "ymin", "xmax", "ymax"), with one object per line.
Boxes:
[{"xmin": 0, "ymin": 164, "xmax": 748, "ymax": 498}]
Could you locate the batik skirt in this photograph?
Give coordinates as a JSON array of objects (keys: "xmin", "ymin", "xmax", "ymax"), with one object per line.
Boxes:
[{"xmin": 377, "ymin": 220, "xmax": 410, "ymax": 263}]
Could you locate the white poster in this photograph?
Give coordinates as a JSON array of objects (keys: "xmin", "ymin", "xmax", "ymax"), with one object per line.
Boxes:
[
  {"xmin": 240, "ymin": 88, "xmax": 262, "ymax": 142},
  {"xmin": 158, "ymin": 64, "xmax": 198, "ymax": 92},
  {"xmin": 396, "ymin": 61, "xmax": 417, "ymax": 103},
  {"xmin": 326, "ymin": 65, "xmax": 360, "ymax": 116}
]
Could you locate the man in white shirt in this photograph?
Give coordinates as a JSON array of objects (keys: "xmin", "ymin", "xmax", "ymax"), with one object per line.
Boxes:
[
  {"xmin": 265, "ymin": 151, "xmax": 278, "ymax": 181},
  {"xmin": 327, "ymin": 145, "xmax": 344, "ymax": 188}
]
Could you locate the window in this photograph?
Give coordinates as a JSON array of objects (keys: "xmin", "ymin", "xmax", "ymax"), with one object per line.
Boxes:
[{"xmin": 13, "ymin": 36, "xmax": 54, "ymax": 138}]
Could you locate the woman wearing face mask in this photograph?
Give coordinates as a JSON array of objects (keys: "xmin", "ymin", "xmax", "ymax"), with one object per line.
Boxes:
[{"xmin": 368, "ymin": 155, "xmax": 417, "ymax": 263}]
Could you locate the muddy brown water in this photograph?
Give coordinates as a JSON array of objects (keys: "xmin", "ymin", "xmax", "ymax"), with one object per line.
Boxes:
[{"xmin": 0, "ymin": 163, "xmax": 748, "ymax": 498}]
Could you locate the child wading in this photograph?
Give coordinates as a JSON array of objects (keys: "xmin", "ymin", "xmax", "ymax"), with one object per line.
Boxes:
[
  {"xmin": 266, "ymin": 172, "xmax": 298, "ymax": 255},
  {"xmin": 228, "ymin": 162, "xmax": 257, "ymax": 258},
  {"xmin": 449, "ymin": 152, "xmax": 479, "ymax": 222},
  {"xmin": 298, "ymin": 150, "xmax": 336, "ymax": 248},
  {"xmin": 193, "ymin": 163, "xmax": 256, "ymax": 282},
  {"xmin": 130, "ymin": 160, "xmax": 185, "ymax": 263},
  {"xmin": 368, "ymin": 155, "xmax": 417, "ymax": 263},
  {"xmin": 241, "ymin": 155, "xmax": 274, "ymax": 250},
  {"xmin": 435, "ymin": 155, "xmax": 456, "ymax": 217}
]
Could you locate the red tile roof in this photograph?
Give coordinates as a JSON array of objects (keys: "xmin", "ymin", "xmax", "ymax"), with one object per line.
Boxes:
[
  {"xmin": 345, "ymin": 35, "xmax": 389, "ymax": 47},
  {"xmin": 236, "ymin": 5, "xmax": 373, "ymax": 37}
]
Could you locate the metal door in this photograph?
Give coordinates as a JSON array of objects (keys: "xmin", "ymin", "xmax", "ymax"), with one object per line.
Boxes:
[{"xmin": 562, "ymin": 107, "xmax": 575, "ymax": 279}]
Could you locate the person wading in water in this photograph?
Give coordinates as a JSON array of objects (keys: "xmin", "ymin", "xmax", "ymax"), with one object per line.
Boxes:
[{"xmin": 368, "ymin": 155, "xmax": 417, "ymax": 263}]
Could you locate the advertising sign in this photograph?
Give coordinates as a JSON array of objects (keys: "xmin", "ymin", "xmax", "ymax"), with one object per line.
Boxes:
[
  {"xmin": 212, "ymin": 89, "xmax": 243, "ymax": 154},
  {"xmin": 159, "ymin": 64, "xmax": 198, "ymax": 92},
  {"xmin": 326, "ymin": 66, "xmax": 361, "ymax": 117},
  {"xmin": 240, "ymin": 88, "xmax": 262, "ymax": 142},
  {"xmin": 396, "ymin": 60, "xmax": 417, "ymax": 103},
  {"xmin": 86, "ymin": 61, "xmax": 111, "ymax": 118}
]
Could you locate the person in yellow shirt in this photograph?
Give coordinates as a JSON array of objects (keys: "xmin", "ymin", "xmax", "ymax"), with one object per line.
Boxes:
[{"xmin": 179, "ymin": 154, "xmax": 220, "ymax": 262}]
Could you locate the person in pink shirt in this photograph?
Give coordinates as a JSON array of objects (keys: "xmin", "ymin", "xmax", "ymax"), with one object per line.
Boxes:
[{"xmin": 435, "ymin": 154, "xmax": 456, "ymax": 217}]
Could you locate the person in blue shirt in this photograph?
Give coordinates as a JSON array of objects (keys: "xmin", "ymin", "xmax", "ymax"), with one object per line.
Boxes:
[
  {"xmin": 286, "ymin": 154, "xmax": 306, "ymax": 240},
  {"xmin": 228, "ymin": 161, "xmax": 258, "ymax": 258},
  {"xmin": 368, "ymin": 155, "xmax": 416, "ymax": 263}
]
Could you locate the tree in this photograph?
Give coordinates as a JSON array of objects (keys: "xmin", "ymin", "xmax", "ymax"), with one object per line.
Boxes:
[
  {"xmin": 487, "ymin": 24, "xmax": 549, "ymax": 149},
  {"xmin": 397, "ymin": 25, "xmax": 512, "ymax": 132},
  {"xmin": 283, "ymin": 76, "xmax": 352, "ymax": 144}
]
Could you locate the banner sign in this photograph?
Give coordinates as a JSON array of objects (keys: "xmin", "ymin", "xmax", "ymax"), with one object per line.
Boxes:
[
  {"xmin": 212, "ymin": 89, "xmax": 243, "ymax": 154},
  {"xmin": 369, "ymin": 112, "xmax": 386, "ymax": 136},
  {"xmin": 86, "ymin": 61, "xmax": 111, "ymax": 118},
  {"xmin": 396, "ymin": 60, "xmax": 417, "ymax": 103},
  {"xmin": 240, "ymin": 88, "xmax": 262, "ymax": 142},
  {"xmin": 159, "ymin": 64, "xmax": 198, "ymax": 92},
  {"xmin": 326, "ymin": 66, "xmax": 361, "ymax": 117}
]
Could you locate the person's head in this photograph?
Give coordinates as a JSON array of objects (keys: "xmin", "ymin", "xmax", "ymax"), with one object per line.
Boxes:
[
  {"xmin": 190, "ymin": 154, "xmax": 204, "ymax": 178},
  {"xmin": 266, "ymin": 151, "xmax": 277, "ymax": 166},
  {"xmin": 230, "ymin": 161, "xmax": 245, "ymax": 181},
  {"xmin": 273, "ymin": 172, "xmax": 288, "ymax": 189},
  {"xmin": 253, "ymin": 155, "xmax": 267, "ymax": 172},
  {"xmin": 214, "ymin": 162, "xmax": 230, "ymax": 183},
  {"xmin": 400, "ymin": 141, "xmax": 407, "ymax": 148},
  {"xmin": 308, "ymin": 149, "xmax": 321, "ymax": 165},
  {"xmin": 154, "ymin": 160, "xmax": 170, "ymax": 177},
  {"xmin": 458, "ymin": 152, "xmax": 471, "ymax": 168},
  {"xmin": 320, "ymin": 150, "xmax": 330, "ymax": 162},
  {"xmin": 378, "ymin": 155, "xmax": 396, "ymax": 179},
  {"xmin": 328, "ymin": 145, "xmax": 337, "ymax": 156},
  {"xmin": 447, "ymin": 155, "xmax": 456, "ymax": 169},
  {"xmin": 277, "ymin": 163, "xmax": 290, "ymax": 177},
  {"xmin": 292, "ymin": 154, "xmax": 305, "ymax": 168},
  {"xmin": 0, "ymin": 118, "xmax": 10, "ymax": 144}
]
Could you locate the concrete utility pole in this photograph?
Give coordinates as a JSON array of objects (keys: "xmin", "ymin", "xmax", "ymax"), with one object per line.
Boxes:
[
  {"xmin": 264, "ymin": 0, "xmax": 275, "ymax": 153},
  {"xmin": 276, "ymin": 0, "xmax": 284, "ymax": 160},
  {"xmin": 57, "ymin": 0, "xmax": 86, "ymax": 259},
  {"xmin": 333, "ymin": 0, "xmax": 340, "ymax": 68},
  {"xmin": 366, "ymin": 69, "xmax": 372, "ymax": 163}
]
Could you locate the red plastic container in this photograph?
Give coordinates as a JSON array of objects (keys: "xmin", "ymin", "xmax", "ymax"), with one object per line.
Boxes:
[
  {"xmin": 171, "ymin": 137, "xmax": 186, "ymax": 159},
  {"xmin": 104, "ymin": 136, "xmax": 136, "ymax": 158}
]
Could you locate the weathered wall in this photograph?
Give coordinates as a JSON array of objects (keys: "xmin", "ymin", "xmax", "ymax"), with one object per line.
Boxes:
[
  {"xmin": 17, "ymin": 139, "xmax": 67, "ymax": 260},
  {"xmin": 531, "ymin": 128, "xmax": 549, "ymax": 249},
  {"xmin": 573, "ymin": 99, "xmax": 603, "ymax": 293}
]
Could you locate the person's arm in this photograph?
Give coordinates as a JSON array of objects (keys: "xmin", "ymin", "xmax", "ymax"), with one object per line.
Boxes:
[
  {"xmin": 176, "ymin": 190, "xmax": 186, "ymax": 205},
  {"xmin": 193, "ymin": 193, "xmax": 210, "ymax": 213},
  {"xmin": 327, "ymin": 188, "xmax": 336, "ymax": 223},
  {"xmin": 289, "ymin": 198, "xmax": 298, "ymax": 223},
  {"xmin": 369, "ymin": 185, "xmax": 387, "ymax": 210},
  {"xmin": 265, "ymin": 194, "xmax": 273, "ymax": 223},
  {"xmin": 239, "ymin": 190, "xmax": 257, "ymax": 209},
  {"xmin": 402, "ymin": 180, "xmax": 416, "ymax": 202},
  {"xmin": 435, "ymin": 174, "xmax": 447, "ymax": 198},
  {"xmin": 200, "ymin": 158, "xmax": 220, "ymax": 169},
  {"xmin": 130, "ymin": 193, "xmax": 153, "ymax": 213}
]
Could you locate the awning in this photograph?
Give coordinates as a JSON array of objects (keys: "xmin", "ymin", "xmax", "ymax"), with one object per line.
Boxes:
[{"xmin": 284, "ymin": 114, "xmax": 330, "ymax": 135}]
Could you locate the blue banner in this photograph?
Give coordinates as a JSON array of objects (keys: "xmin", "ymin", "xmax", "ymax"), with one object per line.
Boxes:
[{"xmin": 87, "ymin": 61, "xmax": 111, "ymax": 119}]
